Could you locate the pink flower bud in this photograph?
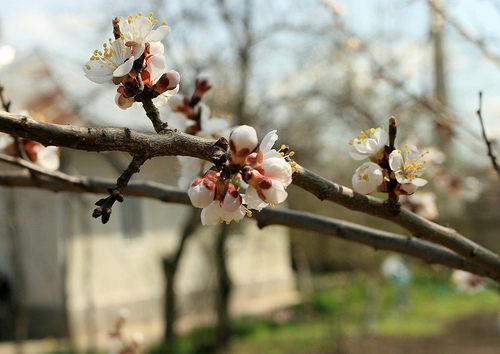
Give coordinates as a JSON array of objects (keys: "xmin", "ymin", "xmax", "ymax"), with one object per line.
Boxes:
[
  {"xmin": 193, "ymin": 73, "xmax": 212, "ymax": 100},
  {"xmin": 168, "ymin": 93, "xmax": 193, "ymax": 116},
  {"xmin": 244, "ymin": 168, "xmax": 288, "ymax": 205},
  {"xmin": 229, "ymin": 125, "xmax": 259, "ymax": 166},
  {"xmin": 153, "ymin": 70, "xmax": 180, "ymax": 97},
  {"xmin": 220, "ymin": 180, "xmax": 242, "ymax": 212},
  {"xmin": 188, "ymin": 171, "xmax": 218, "ymax": 208}
]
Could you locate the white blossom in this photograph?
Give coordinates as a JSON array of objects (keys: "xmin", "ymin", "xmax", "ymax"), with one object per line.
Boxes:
[
  {"xmin": 118, "ymin": 12, "xmax": 171, "ymax": 58},
  {"xmin": 352, "ymin": 161, "xmax": 383, "ymax": 195},
  {"xmin": 389, "ymin": 144, "xmax": 428, "ymax": 194},
  {"xmin": 84, "ymin": 38, "xmax": 134, "ymax": 84},
  {"xmin": 243, "ymin": 130, "xmax": 292, "ymax": 209},
  {"xmin": 200, "ymin": 200, "xmax": 246, "ymax": 226},
  {"xmin": 349, "ymin": 126, "xmax": 388, "ymax": 161}
]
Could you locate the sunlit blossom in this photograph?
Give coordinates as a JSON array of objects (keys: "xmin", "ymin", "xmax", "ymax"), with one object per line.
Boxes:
[
  {"xmin": 389, "ymin": 144, "xmax": 428, "ymax": 195},
  {"xmin": 243, "ymin": 129, "xmax": 293, "ymax": 209},
  {"xmin": 349, "ymin": 126, "xmax": 388, "ymax": 161},
  {"xmin": 118, "ymin": 12, "xmax": 171, "ymax": 58},
  {"xmin": 183, "ymin": 124, "xmax": 293, "ymax": 224},
  {"xmin": 83, "ymin": 38, "xmax": 134, "ymax": 84}
]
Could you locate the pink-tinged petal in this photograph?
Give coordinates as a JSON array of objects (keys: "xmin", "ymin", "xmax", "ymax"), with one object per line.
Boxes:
[
  {"xmin": 188, "ymin": 179, "xmax": 215, "ymax": 208},
  {"xmin": 261, "ymin": 180, "xmax": 288, "ymax": 204},
  {"xmin": 145, "ymin": 53, "xmax": 165, "ymax": 79},
  {"xmin": 115, "ymin": 93, "xmax": 134, "ymax": 110},
  {"xmin": 261, "ymin": 157, "xmax": 292, "ymax": 186},
  {"xmin": 243, "ymin": 187, "xmax": 269, "ymax": 210},
  {"xmin": 221, "ymin": 191, "xmax": 242, "ymax": 212}
]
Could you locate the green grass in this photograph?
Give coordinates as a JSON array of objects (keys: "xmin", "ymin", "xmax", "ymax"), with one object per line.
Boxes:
[{"xmin": 147, "ymin": 266, "xmax": 500, "ymax": 354}]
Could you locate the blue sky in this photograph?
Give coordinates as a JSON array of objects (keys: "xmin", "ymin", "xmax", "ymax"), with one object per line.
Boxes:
[{"xmin": 2, "ymin": 0, "xmax": 500, "ymax": 141}]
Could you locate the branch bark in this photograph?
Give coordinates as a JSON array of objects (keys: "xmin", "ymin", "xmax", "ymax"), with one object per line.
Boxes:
[{"xmin": 0, "ymin": 112, "xmax": 499, "ymax": 280}]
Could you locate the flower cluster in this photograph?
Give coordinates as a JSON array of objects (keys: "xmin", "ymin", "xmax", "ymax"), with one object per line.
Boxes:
[
  {"xmin": 349, "ymin": 119, "xmax": 428, "ymax": 196},
  {"xmin": 188, "ymin": 125, "xmax": 294, "ymax": 225},
  {"xmin": 84, "ymin": 12, "xmax": 180, "ymax": 109},
  {"xmin": 170, "ymin": 74, "xmax": 233, "ymax": 190}
]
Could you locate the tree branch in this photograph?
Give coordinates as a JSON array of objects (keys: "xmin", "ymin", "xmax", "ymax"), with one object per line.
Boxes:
[
  {"xmin": 0, "ymin": 111, "xmax": 221, "ymax": 161},
  {"xmin": 0, "ymin": 112, "xmax": 499, "ymax": 280},
  {"xmin": 292, "ymin": 165, "xmax": 500, "ymax": 279},
  {"xmin": 0, "ymin": 167, "xmax": 493, "ymax": 280}
]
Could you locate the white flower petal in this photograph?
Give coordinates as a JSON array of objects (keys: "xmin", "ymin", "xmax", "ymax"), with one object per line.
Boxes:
[
  {"xmin": 259, "ymin": 130, "xmax": 278, "ymax": 153},
  {"xmin": 113, "ymin": 57, "xmax": 134, "ymax": 78},
  {"xmin": 147, "ymin": 25, "xmax": 171, "ymax": 42},
  {"xmin": 146, "ymin": 54, "xmax": 165, "ymax": 79}
]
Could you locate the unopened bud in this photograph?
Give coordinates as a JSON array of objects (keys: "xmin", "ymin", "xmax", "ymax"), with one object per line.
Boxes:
[
  {"xmin": 229, "ymin": 125, "xmax": 259, "ymax": 166},
  {"xmin": 193, "ymin": 73, "xmax": 212, "ymax": 100},
  {"xmin": 153, "ymin": 70, "xmax": 180, "ymax": 96}
]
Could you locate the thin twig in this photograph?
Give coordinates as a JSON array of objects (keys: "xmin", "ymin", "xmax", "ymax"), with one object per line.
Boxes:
[{"xmin": 476, "ymin": 91, "xmax": 500, "ymax": 178}]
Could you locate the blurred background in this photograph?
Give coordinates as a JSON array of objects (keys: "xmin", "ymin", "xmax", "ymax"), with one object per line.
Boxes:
[{"xmin": 0, "ymin": 0, "xmax": 500, "ymax": 353}]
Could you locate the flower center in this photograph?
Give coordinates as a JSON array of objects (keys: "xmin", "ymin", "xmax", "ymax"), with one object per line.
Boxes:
[{"xmin": 88, "ymin": 38, "xmax": 126, "ymax": 68}]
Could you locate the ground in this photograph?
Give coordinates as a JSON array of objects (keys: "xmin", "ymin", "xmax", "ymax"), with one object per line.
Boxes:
[{"xmin": 339, "ymin": 311, "xmax": 500, "ymax": 354}]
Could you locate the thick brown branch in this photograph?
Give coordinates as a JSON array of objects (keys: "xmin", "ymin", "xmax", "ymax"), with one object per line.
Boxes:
[
  {"xmin": 255, "ymin": 208, "xmax": 492, "ymax": 278},
  {"xmin": 292, "ymin": 165, "xmax": 500, "ymax": 279},
  {"xmin": 0, "ymin": 113, "xmax": 499, "ymax": 279},
  {"xmin": 0, "ymin": 169, "xmax": 492, "ymax": 280},
  {"xmin": 0, "ymin": 111, "xmax": 220, "ymax": 161}
]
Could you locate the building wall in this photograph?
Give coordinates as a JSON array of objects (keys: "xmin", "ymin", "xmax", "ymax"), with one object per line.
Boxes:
[
  {"xmin": 0, "ymin": 149, "xmax": 298, "ymax": 348},
  {"xmin": 0, "ymin": 186, "xmax": 68, "ymax": 339}
]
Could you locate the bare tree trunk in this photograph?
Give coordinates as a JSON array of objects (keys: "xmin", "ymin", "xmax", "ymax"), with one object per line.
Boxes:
[
  {"xmin": 162, "ymin": 208, "xmax": 200, "ymax": 353},
  {"xmin": 431, "ymin": 0, "xmax": 447, "ymax": 107},
  {"xmin": 430, "ymin": 0, "xmax": 454, "ymax": 148},
  {"xmin": 6, "ymin": 190, "xmax": 28, "ymax": 354},
  {"xmin": 214, "ymin": 223, "xmax": 232, "ymax": 352}
]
